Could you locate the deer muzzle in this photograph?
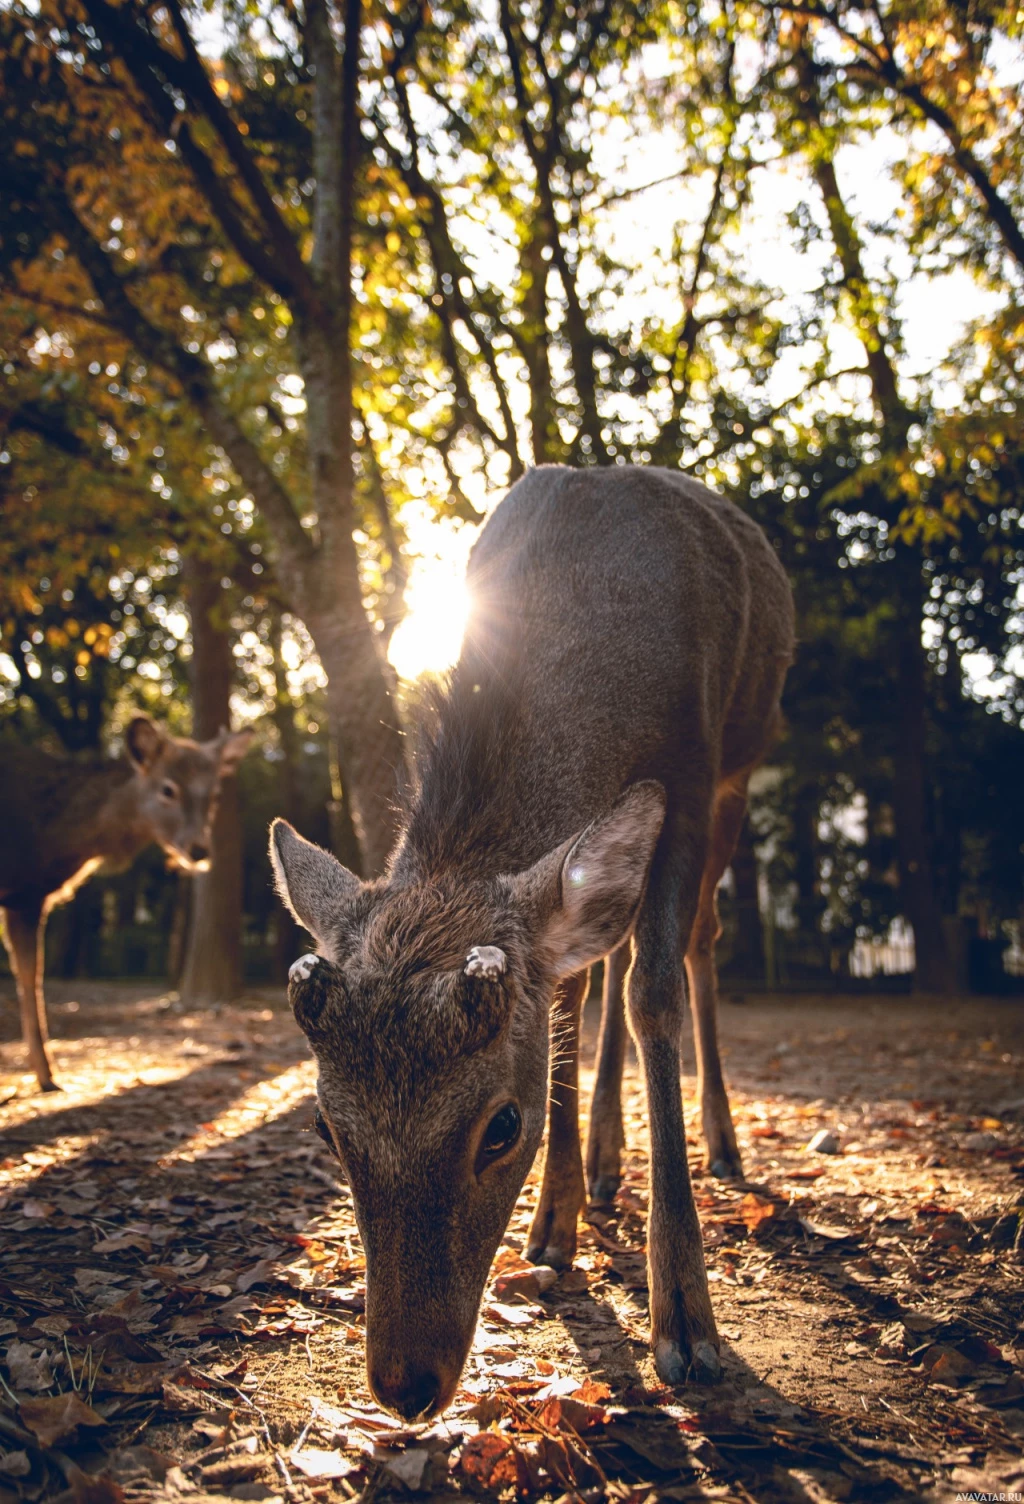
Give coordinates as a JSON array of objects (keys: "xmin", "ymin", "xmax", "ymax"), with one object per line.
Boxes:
[
  {"xmin": 362, "ymin": 1230, "xmax": 485, "ymax": 1420},
  {"xmin": 366, "ymin": 1309, "xmax": 474, "ymax": 1420}
]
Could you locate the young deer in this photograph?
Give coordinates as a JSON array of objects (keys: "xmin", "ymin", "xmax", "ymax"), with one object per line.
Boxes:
[
  {"xmin": 271, "ymin": 465, "xmax": 793, "ymax": 1419},
  {"xmin": 0, "ymin": 715, "xmax": 251, "ymax": 1090}
]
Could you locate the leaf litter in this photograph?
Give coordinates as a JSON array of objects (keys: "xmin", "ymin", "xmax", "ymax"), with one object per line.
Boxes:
[{"xmin": 1, "ymin": 980, "xmax": 1023, "ymax": 1501}]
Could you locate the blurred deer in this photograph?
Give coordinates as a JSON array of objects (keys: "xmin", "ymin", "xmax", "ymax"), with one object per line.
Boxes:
[
  {"xmin": 0, "ymin": 715, "xmax": 251, "ymax": 1090},
  {"xmin": 272, "ymin": 465, "xmax": 793, "ymax": 1419}
]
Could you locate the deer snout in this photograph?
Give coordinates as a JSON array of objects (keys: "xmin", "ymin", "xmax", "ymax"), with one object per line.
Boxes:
[
  {"xmin": 365, "ymin": 1309, "xmax": 468, "ymax": 1420},
  {"xmin": 369, "ymin": 1362, "xmax": 444, "ymax": 1421},
  {"xmin": 189, "ymin": 841, "xmax": 210, "ymax": 864}
]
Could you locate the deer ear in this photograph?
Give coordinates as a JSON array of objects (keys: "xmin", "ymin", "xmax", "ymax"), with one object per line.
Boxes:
[
  {"xmin": 125, "ymin": 715, "xmax": 165, "ymax": 772},
  {"xmin": 270, "ymin": 819, "xmax": 361, "ymax": 943},
  {"xmin": 212, "ymin": 727, "xmax": 254, "ymax": 775},
  {"xmin": 513, "ymin": 782, "xmax": 666, "ymax": 980}
]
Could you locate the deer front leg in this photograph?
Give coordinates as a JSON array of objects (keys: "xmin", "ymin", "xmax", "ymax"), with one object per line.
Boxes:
[
  {"xmin": 630, "ymin": 844, "xmax": 720, "ymax": 1387},
  {"xmin": 2, "ymin": 904, "xmax": 57, "ymax": 1092},
  {"xmin": 585, "ymin": 941, "xmax": 630, "ymax": 1206},
  {"xmin": 526, "ymin": 970, "xmax": 587, "ymax": 1269}
]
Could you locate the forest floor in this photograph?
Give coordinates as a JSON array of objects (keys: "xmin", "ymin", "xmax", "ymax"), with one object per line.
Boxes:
[{"xmin": 1, "ymin": 980, "xmax": 1023, "ymax": 1504}]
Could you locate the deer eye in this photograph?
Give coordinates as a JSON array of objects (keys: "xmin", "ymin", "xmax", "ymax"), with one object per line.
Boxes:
[
  {"xmin": 160, "ymin": 780, "xmax": 179, "ymax": 801},
  {"xmin": 482, "ymin": 1103, "xmax": 521, "ymax": 1159}
]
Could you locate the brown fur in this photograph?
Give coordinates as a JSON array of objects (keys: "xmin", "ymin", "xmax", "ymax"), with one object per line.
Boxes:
[
  {"xmin": 272, "ymin": 464, "xmax": 794, "ymax": 1419},
  {"xmin": 0, "ymin": 716, "xmax": 251, "ymax": 1089}
]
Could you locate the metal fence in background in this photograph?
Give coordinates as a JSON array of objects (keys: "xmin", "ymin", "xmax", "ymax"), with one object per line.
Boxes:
[{"xmin": 715, "ymin": 897, "xmax": 1024, "ymax": 995}]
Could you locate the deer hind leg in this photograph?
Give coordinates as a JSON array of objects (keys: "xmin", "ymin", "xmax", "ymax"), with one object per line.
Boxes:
[
  {"xmin": 685, "ymin": 771, "xmax": 751, "ymax": 1181},
  {"xmin": 585, "ymin": 940, "xmax": 630, "ymax": 1206},
  {"xmin": 526, "ymin": 969, "xmax": 588, "ymax": 1269},
  {"xmin": 2, "ymin": 903, "xmax": 57, "ymax": 1092}
]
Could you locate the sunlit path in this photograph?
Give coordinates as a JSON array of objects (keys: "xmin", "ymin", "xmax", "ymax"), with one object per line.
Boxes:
[{"xmin": 2, "ymin": 981, "xmax": 1022, "ymax": 1502}]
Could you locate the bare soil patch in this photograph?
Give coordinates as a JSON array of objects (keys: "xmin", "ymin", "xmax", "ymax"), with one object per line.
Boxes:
[{"xmin": 1, "ymin": 982, "xmax": 1022, "ymax": 1503}]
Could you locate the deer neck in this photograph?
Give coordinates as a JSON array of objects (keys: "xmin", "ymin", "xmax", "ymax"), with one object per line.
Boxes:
[{"xmin": 84, "ymin": 761, "xmax": 153, "ymax": 866}]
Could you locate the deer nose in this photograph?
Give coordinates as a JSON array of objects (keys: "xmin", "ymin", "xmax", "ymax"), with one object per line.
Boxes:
[
  {"xmin": 189, "ymin": 842, "xmax": 210, "ymax": 863},
  {"xmin": 372, "ymin": 1366, "xmax": 441, "ymax": 1421}
]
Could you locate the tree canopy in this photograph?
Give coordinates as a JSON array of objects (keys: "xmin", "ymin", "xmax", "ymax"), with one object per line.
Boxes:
[{"xmin": 0, "ymin": 0, "xmax": 1021, "ymax": 988}]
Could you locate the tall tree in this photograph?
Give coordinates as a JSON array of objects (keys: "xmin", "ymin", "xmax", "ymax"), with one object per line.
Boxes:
[
  {"xmin": 789, "ymin": 30, "xmax": 955, "ymax": 989},
  {"xmin": 178, "ymin": 558, "xmax": 246, "ymax": 1004},
  {"xmin": 1, "ymin": 0, "xmax": 403, "ymax": 872}
]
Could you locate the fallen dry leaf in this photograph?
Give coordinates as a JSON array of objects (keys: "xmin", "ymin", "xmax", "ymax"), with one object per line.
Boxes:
[
  {"xmin": 64, "ymin": 1461, "xmax": 126, "ymax": 1504},
  {"xmin": 740, "ymin": 1193, "xmax": 776, "ymax": 1232},
  {"xmin": 33, "ymin": 1316, "xmax": 71, "ymax": 1339},
  {"xmin": 5, "ymin": 1339, "xmax": 54, "ymax": 1392},
  {"xmin": 484, "ymin": 1300, "xmax": 538, "ymax": 1328},
  {"xmin": 19, "ymin": 1392, "xmax": 107, "ymax": 1448},
  {"xmin": 798, "ymin": 1216, "xmax": 859, "ymax": 1241},
  {"xmin": 927, "ymin": 1352, "xmax": 976, "ymax": 1386},
  {"xmin": 492, "ymin": 1267, "xmax": 557, "ymax": 1302},
  {"xmin": 458, "ymin": 1432, "xmax": 520, "ymax": 1491},
  {"xmin": 536, "ymin": 1395, "xmax": 609, "ymax": 1432},
  {"xmin": 93, "ymin": 1232, "xmax": 153, "ymax": 1255},
  {"xmin": 383, "ymin": 1448, "xmax": 430, "ymax": 1489},
  {"xmin": 0, "ymin": 1450, "xmax": 31, "ymax": 1479},
  {"xmin": 236, "ymin": 1258, "xmax": 282, "ymax": 1293},
  {"xmin": 288, "ymin": 1447, "xmax": 357, "ymax": 1479}
]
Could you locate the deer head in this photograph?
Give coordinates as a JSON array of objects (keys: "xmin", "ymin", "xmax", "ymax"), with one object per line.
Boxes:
[
  {"xmin": 125, "ymin": 715, "xmax": 252, "ymax": 871},
  {"xmin": 269, "ymin": 781, "xmax": 665, "ymax": 1420}
]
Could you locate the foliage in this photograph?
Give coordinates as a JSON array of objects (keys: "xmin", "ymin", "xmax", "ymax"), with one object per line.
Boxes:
[{"xmin": 0, "ymin": 0, "xmax": 1021, "ymax": 971}]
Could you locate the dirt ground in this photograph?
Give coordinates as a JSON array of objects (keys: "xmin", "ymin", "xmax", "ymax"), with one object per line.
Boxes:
[{"xmin": 1, "ymin": 980, "xmax": 1023, "ymax": 1504}]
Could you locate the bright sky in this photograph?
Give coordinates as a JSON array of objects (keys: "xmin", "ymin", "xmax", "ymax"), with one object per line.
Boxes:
[
  {"xmin": 387, "ymin": 120, "xmax": 1005, "ymax": 680},
  {"xmin": 187, "ymin": 8, "xmax": 1010, "ymax": 686}
]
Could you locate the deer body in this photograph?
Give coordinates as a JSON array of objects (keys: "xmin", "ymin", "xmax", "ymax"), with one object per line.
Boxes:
[
  {"xmin": 1, "ymin": 718, "xmax": 250, "ymax": 1089},
  {"xmin": 272, "ymin": 465, "xmax": 794, "ymax": 1419}
]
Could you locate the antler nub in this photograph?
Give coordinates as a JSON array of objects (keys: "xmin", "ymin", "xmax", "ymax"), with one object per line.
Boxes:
[
  {"xmin": 464, "ymin": 945, "xmax": 507, "ymax": 981},
  {"xmin": 289, "ymin": 952, "xmax": 320, "ymax": 984}
]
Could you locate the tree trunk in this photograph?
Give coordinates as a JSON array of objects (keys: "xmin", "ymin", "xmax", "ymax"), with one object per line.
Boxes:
[
  {"xmin": 270, "ymin": 615, "xmax": 303, "ymax": 981},
  {"xmin": 729, "ymin": 818, "xmax": 764, "ymax": 980},
  {"xmin": 179, "ymin": 562, "xmax": 246, "ymax": 1004},
  {"xmin": 166, "ymin": 874, "xmax": 191, "ymax": 987},
  {"xmin": 306, "ymin": 579, "xmax": 404, "ymax": 876},
  {"xmin": 328, "ymin": 737, "xmax": 364, "ymax": 878},
  {"xmin": 892, "ymin": 586, "xmax": 957, "ymax": 993},
  {"xmin": 41, "ymin": 0, "xmax": 408, "ymax": 882},
  {"xmin": 794, "ymin": 42, "xmax": 956, "ymax": 996}
]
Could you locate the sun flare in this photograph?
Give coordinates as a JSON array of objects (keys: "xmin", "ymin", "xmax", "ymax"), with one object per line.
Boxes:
[{"xmin": 388, "ymin": 556, "xmax": 471, "ymax": 681}]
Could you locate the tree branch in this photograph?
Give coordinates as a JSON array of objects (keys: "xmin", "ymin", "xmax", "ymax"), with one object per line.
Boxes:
[
  {"xmin": 764, "ymin": 0, "xmax": 1024, "ymax": 276},
  {"xmin": 81, "ymin": 0, "xmax": 321, "ymax": 313},
  {"xmin": 384, "ymin": 74, "xmax": 523, "ymax": 470},
  {"xmin": 53, "ymin": 195, "xmax": 315, "ymax": 581},
  {"xmin": 173, "ymin": 121, "xmax": 298, "ymax": 299}
]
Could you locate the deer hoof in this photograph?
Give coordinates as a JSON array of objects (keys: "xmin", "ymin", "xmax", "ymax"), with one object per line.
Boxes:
[
  {"xmin": 689, "ymin": 1340, "xmax": 722, "ymax": 1384},
  {"xmin": 654, "ymin": 1337, "xmax": 721, "ymax": 1387},
  {"xmin": 526, "ymin": 1241, "xmax": 573, "ymax": 1270},
  {"xmin": 588, "ymin": 1174, "xmax": 620, "ymax": 1208},
  {"xmin": 709, "ymin": 1156, "xmax": 742, "ymax": 1182},
  {"xmin": 39, "ymin": 1080, "xmax": 62, "ymax": 1094},
  {"xmin": 289, "ymin": 953, "xmax": 320, "ymax": 984},
  {"xmin": 654, "ymin": 1339, "xmax": 688, "ymax": 1386}
]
